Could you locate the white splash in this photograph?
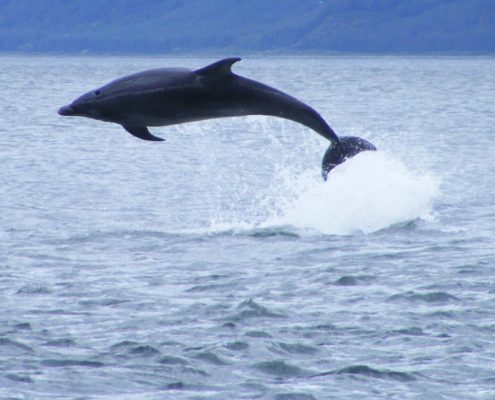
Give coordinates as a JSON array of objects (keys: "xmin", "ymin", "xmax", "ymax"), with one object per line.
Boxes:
[{"xmin": 269, "ymin": 151, "xmax": 440, "ymax": 235}]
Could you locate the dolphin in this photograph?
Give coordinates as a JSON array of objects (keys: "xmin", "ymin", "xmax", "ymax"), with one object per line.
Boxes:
[{"xmin": 58, "ymin": 57, "xmax": 375, "ymax": 179}]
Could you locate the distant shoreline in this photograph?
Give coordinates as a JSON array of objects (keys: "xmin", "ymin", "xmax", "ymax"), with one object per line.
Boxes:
[
  {"xmin": 1, "ymin": 51, "xmax": 494, "ymax": 58},
  {"xmin": 2, "ymin": 1, "xmax": 493, "ymax": 58}
]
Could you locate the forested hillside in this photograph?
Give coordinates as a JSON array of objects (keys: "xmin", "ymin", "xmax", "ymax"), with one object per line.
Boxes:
[{"xmin": 0, "ymin": 0, "xmax": 493, "ymax": 54}]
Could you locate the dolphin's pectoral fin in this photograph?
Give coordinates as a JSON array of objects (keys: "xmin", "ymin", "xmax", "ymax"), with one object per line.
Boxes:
[
  {"xmin": 123, "ymin": 126, "xmax": 164, "ymax": 141},
  {"xmin": 195, "ymin": 57, "xmax": 241, "ymax": 77}
]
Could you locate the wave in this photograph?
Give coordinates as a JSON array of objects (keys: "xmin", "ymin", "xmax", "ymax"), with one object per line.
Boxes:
[{"xmin": 312, "ymin": 364, "xmax": 418, "ymax": 382}]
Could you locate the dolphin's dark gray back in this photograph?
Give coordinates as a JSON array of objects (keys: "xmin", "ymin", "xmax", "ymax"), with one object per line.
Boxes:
[
  {"xmin": 99, "ymin": 68, "xmax": 197, "ymax": 96},
  {"xmin": 194, "ymin": 58, "xmax": 340, "ymax": 144}
]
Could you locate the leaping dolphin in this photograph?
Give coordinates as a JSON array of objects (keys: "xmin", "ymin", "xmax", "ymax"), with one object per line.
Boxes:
[{"xmin": 58, "ymin": 57, "xmax": 375, "ymax": 179}]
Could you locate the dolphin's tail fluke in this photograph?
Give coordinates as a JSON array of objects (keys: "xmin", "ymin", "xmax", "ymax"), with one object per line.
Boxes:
[{"xmin": 321, "ymin": 136, "xmax": 377, "ymax": 180}]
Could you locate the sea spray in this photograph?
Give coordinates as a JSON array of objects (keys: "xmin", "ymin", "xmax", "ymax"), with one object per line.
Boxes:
[{"xmin": 272, "ymin": 151, "xmax": 439, "ymax": 235}]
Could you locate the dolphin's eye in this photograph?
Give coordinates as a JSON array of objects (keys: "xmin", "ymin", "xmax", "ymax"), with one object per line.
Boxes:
[{"xmin": 94, "ymin": 90, "xmax": 101, "ymax": 96}]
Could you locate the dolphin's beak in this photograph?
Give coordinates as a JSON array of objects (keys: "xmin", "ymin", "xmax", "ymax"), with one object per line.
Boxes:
[{"xmin": 58, "ymin": 105, "xmax": 75, "ymax": 116}]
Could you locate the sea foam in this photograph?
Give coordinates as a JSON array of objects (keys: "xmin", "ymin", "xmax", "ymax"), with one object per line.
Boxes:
[{"xmin": 270, "ymin": 151, "xmax": 439, "ymax": 235}]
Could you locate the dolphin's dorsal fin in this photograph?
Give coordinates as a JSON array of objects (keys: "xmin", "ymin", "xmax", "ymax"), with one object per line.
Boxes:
[{"xmin": 195, "ymin": 57, "xmax": 241, "ymax": 77}]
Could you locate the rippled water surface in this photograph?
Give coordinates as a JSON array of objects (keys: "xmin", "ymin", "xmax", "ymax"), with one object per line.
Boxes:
[{"xmin": 1, "ymin": 55, "xmax": 495, "ymax": 399}]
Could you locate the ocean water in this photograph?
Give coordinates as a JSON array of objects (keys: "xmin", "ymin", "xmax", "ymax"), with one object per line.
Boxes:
[{"xmin": 1, "ymin": 55, "xmax": 494, "ymax": 399}]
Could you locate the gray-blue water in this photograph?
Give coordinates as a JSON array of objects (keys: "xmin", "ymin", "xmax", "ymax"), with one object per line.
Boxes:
[{"xmin": 1, "ymin": 56, "xmax": 494, "ymax": 399}]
